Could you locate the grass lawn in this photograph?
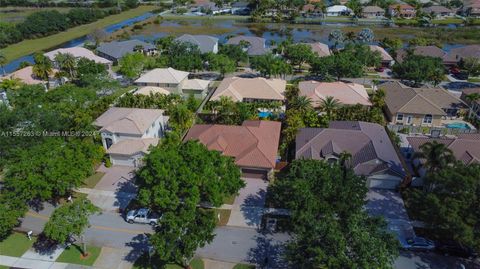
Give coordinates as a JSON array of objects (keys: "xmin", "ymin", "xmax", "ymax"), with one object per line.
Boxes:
[
  {"xmin": 82, "ymin": 171, "xmax": 105, "ymax": 189},
  {"xmin": 468, "ymin": 77, "xmax": 480, "ymax": 83},
  {"xmin": 2, "ymin": 5, "xmax": 157, "ymax": 62},
  {"xmin": 233, "ymin": 264, "xmax": 255, "ymax": 269},
  {"xmin": 133, "ymin": 254, "xmax": 204, "ymax": 269},
  {"xmin": 213, "ymin": 209, "xmax": 231, "ymax": 226},
  {"xmin": 0, "ymin": 232, "xmax": 36, "ymax": 257},
  {"xmin": 222, "ymin": 194, "xmax": 236, "ymax": 205},
  {"xmin": 0, "ymin": 265, "xmax": 9, "ymax": 269},
  {"xmin": 56, "ymin": 244, "xmax": 101, "ymax": 266}
]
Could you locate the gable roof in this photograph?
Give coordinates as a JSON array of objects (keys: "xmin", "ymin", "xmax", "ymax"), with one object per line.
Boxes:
[
  {"xmin": 296, "ymin": 121, "xmax": 405, "ymax": 177},
  {"xmin": 211, "ymin": 77, "xmax": 286, "ymax": 102},
  {"xmin": 134, "ymin": 86, "xmax": 171, "ymax": 96},
  {"xmin": 97, "ymin": 40, "xmax": 155, "ymax": 60},
  {"xmin": 381, "ymin": 81, "xmax": 464, "ymax": 116},
  {"xmin": 183, "ymin": 79, "xmax": 211, "ymax": 90},
  {"xmin": 175, "ymin": 34, "xmax": 219, "ymax": 53},
  {"xmin": 226, "ymin": 36, "xmax": 269, "ymax": 56},
  {"xmin": 45, "ymin": 47, "xmax": 111, "ymax": 64},
  {"xmin": 135, "ymin": 67, "xmax": 189, "ymax": 84},
  {"xmin": 298, "ymin": 81, "xmax": 372, "ymax": 106},
  {"xmin": 369, "ymin": 45, "xmax": 393, "ymax": 62},
  {"xmin": 107, "ymin": 138, "xmax": 159, "ymax": 156},
  {"xmin": 396, "ymin": 46, "xmax": 446, "ymax": 63},
  {"xmin": 2, "ymin": 66, "xmax": 58, "ymax": 85},
  {"xmin": 306, "ymin": 42, "xmax": 331, "ymax": 57},
  {"xmin": 93, "ymin": 107, "xmax": 164, "ymax": 135},
  {"xmin": 407, "ymin": 134, "xmax": 480, "ymax": 165},
  {"xmin": 184, "ymin": 120, "xmax": 281, "ymax": 169}
]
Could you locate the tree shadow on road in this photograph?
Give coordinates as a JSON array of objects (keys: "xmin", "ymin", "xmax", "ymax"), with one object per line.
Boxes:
[
  {"xmin": 247, "ymin": 234, "xmax": 289, "ymax": 269},
  {"xmin": 114, "ymin": 179, "xmax": 137, "ymax": 212},
  {"xmin": 124, "ymin": 233, "xmax": 150, "ymax": 263},
  {"xmin": 32, "ymin": 233, "xmax": 61, "ymax": 256},
  {"xmin": 240, "ymin": 189, "xmax": 266, "ymax": 227}
]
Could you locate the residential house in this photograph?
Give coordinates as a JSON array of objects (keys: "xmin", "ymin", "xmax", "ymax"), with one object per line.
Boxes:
[
  {"xmin": 210, "ymin": 77, "xmax": 286, "ymax": 103},
  {"xmin": 295, "ymin": 121, "xmax": 406, "ymax": 189},
  {"xmin": 463, "ymin": 0, "xmax": 480, "ymax": 17},
  {"xmin": 226, "ymin": 36, "xmax": 270, "ymax": 56},
  {"xmin": 382, "ymin": 81, "xmax": 466, "ymax": 127},
  {"xmin": 421, "ymin": 5, "xmax": 455, "ymax": 18},
  {"xmin": 45, "ymin": 47, "xmax": 112, "ymax": 67},
  {"xmin": 134, "ymin": 67, "xmax": 210, "ymax": 98},
  {"xmin": 1, "ymin": 66, "xmax": 61, "ymax": 89},
  {"xmin": 395, "ymin": 45, "xmax": 446, "ymax": 64},
  {"xmin": 301, "ymin": 4, "xmax": 323, "ymax": 17},
  {"xmin": 460, "ymin": 88, "xmax": 480, "ymax": 120},
  {"xmin": 231, "ymin": 1, "xmax": 251, "ymax": 15},
  {"xmin": 405, "ymin": 133, "xmax": 480, "ymax": 177},
  {"xmin": 306, "ymin": 42, "xmax": 331, "ymax": 57},
  {"xmin": 369, "ymin": 45, "xmax": 394, "ymax": 66},
  {"xmin": 298, "ymin": 81, "xmax": 372, "ymax": 107},
  {"xmin": 326, "ymin": 5, "xmax": 352, "ymax": 16},
  {"xmin": 388, "ymin": 4, "xmax": 416, "ymax": 18},
  {"xmin": 184, "ymin": 120, "xmax": 282, "ymax": 179},
  {"xmin": 97, "ymin": 40, "xmax": 157, "ymax": 64},
  {"xmin": 134, "ymin": 86, "xmax": 171, "ymax": 96},
  {"xmin": 443, "ymin": 45, "xmax": 480, "ymax": 66},
  {"xmin": 93, "ymin": 107, "xmax": 169, "ymax": 167},
  {"xmin": 361, "ymin": 6, "xmax": 385, "ymax": 18},
  {"xmin": 175, "ymin": 34, "xmax": 219, "ymax": 54}
]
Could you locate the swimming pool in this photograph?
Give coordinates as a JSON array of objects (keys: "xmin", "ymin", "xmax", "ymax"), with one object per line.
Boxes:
[
  {"xmin": 258, "ymin": 111, "xmax": 273, "ymax": 118},
  {"xmin": 445, "ymin": 122, "xmax": 471, "ymax": 129}
]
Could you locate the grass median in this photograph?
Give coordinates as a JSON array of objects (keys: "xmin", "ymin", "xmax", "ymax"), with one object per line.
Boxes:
[
  {"xmin": 2, "ymin": 5, "xmax": 157, "ymax": 62},
  {"xmin": 0, "ymin": 232, "xmax": 37, "ymax": 257}
]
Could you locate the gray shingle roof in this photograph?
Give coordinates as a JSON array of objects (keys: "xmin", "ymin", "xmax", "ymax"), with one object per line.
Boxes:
[
  {"xmin": 174, "ymin": 34, "xmax": 219, "ymax": 54},
  {"xmin": 295, "ymin": 121, "xmax": 405, "ymax": 177},
  {"xmin": 97, "ymin": 40, "xmax": 156, "ymax": 60},
  {"xmin": 226, "ymin": 36, "xmax": 270, "ymax": 56}
]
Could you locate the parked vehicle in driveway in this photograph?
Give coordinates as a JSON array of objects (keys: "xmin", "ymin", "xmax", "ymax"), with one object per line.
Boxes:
[
  {"xmin": 125, "ymin": 208, "xmax": 161, "ymax": 225},
  {"xmin": 436, "ymin": 240, "xmax": 478, "ymax": 259},
  {"xmin": 403, "ymin": 237, "xmax": 435, "ymax": 251}
]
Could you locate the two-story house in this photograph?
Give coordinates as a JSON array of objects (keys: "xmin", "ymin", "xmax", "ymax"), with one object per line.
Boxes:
[
  {"xmin": 93, "ymin": 107, "xmax": 169, "ymax": 167},
  {"xmin": 210, "ymin": 77, "xmax": 286, "ymax": 104}
]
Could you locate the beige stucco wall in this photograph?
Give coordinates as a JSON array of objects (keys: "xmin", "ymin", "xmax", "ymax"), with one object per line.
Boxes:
[{"xmin": 391, "ymin": 113, "xmax": 442, "ymax": 127}]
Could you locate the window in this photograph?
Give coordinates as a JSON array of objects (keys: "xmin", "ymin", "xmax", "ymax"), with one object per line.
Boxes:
[
  {"xmin": 423, "ymin": 114, "xmax": 433, "ymax": 124},
  {"xmin": 396, "ymin": 114, "xmax": 404, "ymax": 121}
]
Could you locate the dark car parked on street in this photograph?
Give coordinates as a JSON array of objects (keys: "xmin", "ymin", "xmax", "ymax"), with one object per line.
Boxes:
[{"xmin": 436, "ymin": 241, "xmax": 478, "ymax": 259}]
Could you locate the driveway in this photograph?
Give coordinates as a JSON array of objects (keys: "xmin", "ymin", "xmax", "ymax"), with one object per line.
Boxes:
[{"xmin": 226, "ymin": 178, "xmax": 268, "ymax": 229}]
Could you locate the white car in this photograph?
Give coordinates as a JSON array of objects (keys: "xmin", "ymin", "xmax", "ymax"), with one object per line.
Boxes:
[{"xmin": 125, "ymin": 208, "xmax": 160, "ymax": 225}]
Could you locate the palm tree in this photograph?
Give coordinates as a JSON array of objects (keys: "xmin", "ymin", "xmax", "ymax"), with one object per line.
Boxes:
[
  {"xmin": 32, "ymin": 53, "xmax": 53, "ymax": 87},
  {"xmin": 412, "ymin": 141, "xmax": 456, "ymax": 174},
  {"xmin": 369, "ymin": 88, "xmax": 386, "ymax": 108},
  {"xmin": 55, "ymin": 53, "xmax": 77, "ymax": 79},
  {"xmin": 290, "ymin": 95, "xmax": 313, "ymax": 113},
  {"xmin": 320, "ymin": 96, "xmax": 340, "ymax": 119},
  {"xmin": 0, "ymin": 51, "xmax": 6, "ymax": 76},
  {"xmin": 0, "ymin": 78, "xmax": 22, "ymax": 91}
]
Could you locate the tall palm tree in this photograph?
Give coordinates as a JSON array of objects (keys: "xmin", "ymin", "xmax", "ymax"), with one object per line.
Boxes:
[
  {"xmin": 0, "ymin": 51, "xmax": 6, "ymax": 76},
  {"xmin": 320, "ymin": 96, "xmax": 340, "ymax": 119},
  {"xmin": 290, "ymin": 95, "xmax": 313, "ymax": 113},
  {"xmin": 32, "ymin": 53, "xmax": 53, "ymax": 88},
  {"xmin": 412, "ymin": 141, "xmax": 456, "ymax": 174}
]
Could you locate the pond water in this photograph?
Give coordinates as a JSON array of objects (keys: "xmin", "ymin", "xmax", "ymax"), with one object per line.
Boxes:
[{"xmin": 3, "ymin": 14, "xmax": 477, "ymax": 73}]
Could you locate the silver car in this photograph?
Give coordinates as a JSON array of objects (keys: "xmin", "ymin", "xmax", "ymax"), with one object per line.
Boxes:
[{"xmin": 125, "ymin": 208, "xmax": 160, "ymax": 225}]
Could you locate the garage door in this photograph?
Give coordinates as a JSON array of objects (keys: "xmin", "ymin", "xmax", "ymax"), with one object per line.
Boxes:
[
  {"xmin": 368, "ymin": 178, "xmax": 400, "ymax": 189},
  {"xmin": 111, "ymin": 155, "xmax": 135, "ymax": 167},
  {"xmin": 241, "ymin": 168, "xmax": 268, "ymax": 180}
]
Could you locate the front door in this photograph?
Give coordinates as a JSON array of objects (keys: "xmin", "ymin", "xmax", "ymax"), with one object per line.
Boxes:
[{"xmin": 406, "ymin": 115, "xmax": 412, "ymax": 124}]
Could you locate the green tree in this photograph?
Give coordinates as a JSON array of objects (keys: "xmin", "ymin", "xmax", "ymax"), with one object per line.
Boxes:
[
  {"xmin": 310, "ymin": 51, "xmax": 364, "ymax": 81},
  {"xmin": 283, "ymin": 43, "xmax": 315, "ymax": 71},
  {"xmin": 392, "ymin": 55, "xmax": 445, "ymax": 86},
  {"xmin": 405, "ymin": 163, "xmax": 480, "ymax": 251},
  {"xmin": 347, "ymin": 0, "xmax": 363, "ymax": 17},
  {"xmin": 270, "ymin": 160, "xmax": 398, "ymax": 268},
  {"xmin": 328, "ymin": 29, "xmax": 345, "ymax": 50},
  {"xmin": 412, "ymin": 140, "xmax": 456, "ymax": 175},
  {"xmin": 218, "ymin": 44, "xmax": 248, "ymax": 66},
  {"xmin": 205, "ymin": 53, "xmax": 236, "ymax": 77},
  {"xmin": 380, "ymin": 37, "xmax": 403, "ymax": 57},
  {"xmin": 43, "ymin": 197, "xmax": 99, "ymax": 254},
  {"xmin": 0, "ymin": 51, "xmax": 6, "ymax": 76},
  {"xmin": 54, "ymin": 52, "xmax": 77, "ymax": 79},
  {"xmin": 136, "ymin": 140, "xmax": 245, "ymax": 266},
  {"xmin": 289, "ymin": 95, "xmax": 313, "ymax": 113},
  {"xmin": 32, "ymin": 53, "xmax": 53, "ymax": 83},
  {"xmin": 168, "ymin": 104, "xmax": 194, "ymax": 133},
  {"xmin": 118, "ymin": 52, "xmax": 145, "ymax": 79},
  {"xmin": 320, "ymin": 96, "xmax": 340, "ymax": 119},
  {"xmin": 461, "ymin": 57, "xmax": 480, "ymax": 77},
  {"xmin": 251, "ymin": 53, "xmax": 292, "ymax": 78}
]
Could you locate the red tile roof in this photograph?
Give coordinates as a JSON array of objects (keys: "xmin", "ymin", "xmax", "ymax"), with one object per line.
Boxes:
[{"xmin": 184, "ymin": 120, "xmax": 281, "ymax": 169}]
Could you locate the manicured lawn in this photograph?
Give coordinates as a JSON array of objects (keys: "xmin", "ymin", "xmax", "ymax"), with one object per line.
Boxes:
[
  {"xmin": 0, "ymin": 232, "xmax": 36, "ymax": 257},
  {"xmin": 233, "ymin": 264, "xmax": 255, "ymax": 269},
  {"xmin": 468, "ymin": 77, "xmax": 480, "ymax": 83},
  {"xmin": 2, "ymin": 5, "xmax": 157, "ymax": 62},
  {"xmin": 213, "ymin": 209, "xmax": 231, "ymax": 226},
  {"xmin": 82, "ymin": 172, "xmax": 105, "ymax": 189},
  {"xmin": 56, "ymin": 244, "xmax": 101, "ymax": 266},
  {"xmin": 133, "ymin": 254, "xmax": 204, "ymax": 269}
]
